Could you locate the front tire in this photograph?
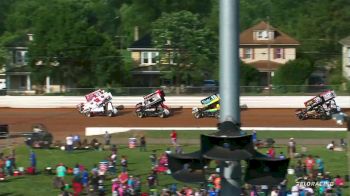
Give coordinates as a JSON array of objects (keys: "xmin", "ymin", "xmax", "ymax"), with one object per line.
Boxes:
[
  {"xmin": 215, "ymin": 112, "xmax": 220, "ymax": 119},
  {"xmin": 85, "ymin": 112, "xmax": 92, "ymax": 117},
  {"xmin": 194, "ymin": 112, "xmax": 201, "ymax": 119}
]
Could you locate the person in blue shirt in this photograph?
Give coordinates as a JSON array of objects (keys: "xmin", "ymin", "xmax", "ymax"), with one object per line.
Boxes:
[
  {"xmin": 252, "ymin": 130, "xmax": 257, "ymax": 143},
  {"xmin": 30, "ymin": 151, "xmax": 36, "ymax": 169},
  {"xmin": 315, "ymin": 156, "xmax": 324, "ymax": 174}
]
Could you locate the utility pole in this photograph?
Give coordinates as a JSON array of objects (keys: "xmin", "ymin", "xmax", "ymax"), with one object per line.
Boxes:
[
  {"xmin": 267, "ymin": 16, "xmax": 272, "ymax": 95},
  {"xmin": 219, "ymin": 0, "xmax": 241, "ymax": 195}
]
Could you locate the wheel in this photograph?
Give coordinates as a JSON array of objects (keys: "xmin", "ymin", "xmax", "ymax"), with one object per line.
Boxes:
[
  {"xmin": 320, "ymin": 113, "xmax": 330, "ymax": 120},
  {"xmin": 136, "ymin": 111, "xmax": 144, "ymax": 118},
  {"xmin": 85, "ymin": 112, "xmax": 92, "ymax": 117},
  {"xmin": 215, "ymin": 112, "xmax": 220, "ymax": 119},
  {"xmin": 106, "ymin": 111, "xmax": 113, "ymax": 117},
  {"xmin": 159, "ymin": 112, "xmax": 165, "ymax": 118},
  {"xmin": 194, "ymin": 112, "xmax": 201, "ymax": 119}
]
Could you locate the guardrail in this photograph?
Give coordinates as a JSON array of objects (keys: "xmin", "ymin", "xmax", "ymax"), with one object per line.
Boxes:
[{"xmin": 0, "ymin": 96, "xmax": 349, "ymax": 108}]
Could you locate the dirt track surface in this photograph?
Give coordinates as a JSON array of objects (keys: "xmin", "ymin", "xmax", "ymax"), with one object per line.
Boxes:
[{"xmin": 0, "ymin": 108, "xmax": 348, "ymax": 140}]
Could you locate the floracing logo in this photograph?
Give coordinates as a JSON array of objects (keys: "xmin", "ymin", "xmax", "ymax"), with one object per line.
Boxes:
[{"xmin": 295, "ymin": 177, "xmax": 334, "ymax": 188}]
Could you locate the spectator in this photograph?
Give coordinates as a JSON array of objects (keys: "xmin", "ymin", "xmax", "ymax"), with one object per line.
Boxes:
[
  {"xmin": 4, "ymin": 157, "xmax": 12, "ymax": 176},
  {"xmin": 56, "ymin": 163, "xmax": 67, "ymax": 180},
  {"xmin": 315, "ymin": 155, "xmax": 324, "ymax": 174},
  {"xmin": 30, "ymin": 150, "xmax": 37, "ymax": 169},
  {"xmin": 139, "ymin": 135, "xmax": 147, "ymax": 152},
  {"xmin": 66, "ymin": 135, "xmax": 74, "ymax": 152},
  {"xmin": 278, "ymin": 152, "xmax": 286, "ymax": 159},
  {"xmin": 120, "ymin": 155, "xmax": 128, "ymax": 172},
  {"xmin": 111, "ymin": 144, "xmax": 117, "ymax": 154},
  {"xmin": 326, "ymin": 141, "xmax": 335, "ymax": 150},
  {"xmin": 81, "ymin": 169, "xmax": 89, "ymax": 192},
  {"xmin": 268, "ymin": 146, "xmax": 276, "ymax": 158},
  {"xmin": 252, "ymin": 130, "xmax": 257, "ymax": 144},
  {"xmin": 270, "ymin": 187, "xmax": 279, "ymax": 196},
  {"xmin": 304, "ymin": 155, "xmax": 315, "ymax": 175},
  {"xmin": 90, "ymin": 138, "xmax": 101, "ymax": 150},
  {"xmin": 287, "ymin": 138, "xmax": 296, "ymax": 158},
  {"xmin": 73, "ymin": 163, "xmax": 80, "ymax": 176},
  {"xmin": 170, "ymin": 130, "xmax": 177, "ymax": 147},
  {"xmin": 150, "ymin": 150, "xmax": 157, "ymax": 167},
  {"xmin": 72, "ymin": 176, "xmax": 83, "ymax": 196},
  {"xmin": 104, "ymin": 131, "xmax": 111, "ymax": 146},
  {"xmin": 127, "ymin": 175, "xmax": 135, "ymax": 188},
  {"xmin": 118, "ymin": 171, "xmax": 129, "ymax": 184},
  {"xmin": 334, "ymin": 175, "xmax": 345, "ymax": 187},
  {"xmin": 134, "ymin": 176, "xmax": 142, "ymax": 195},
  {"xmin": 175, "ymin": 145, "xmax": 183, "ymax": 154},
  {"xmin": 147, "ymin": 172, "xmax": 156, "ymax": 189}
]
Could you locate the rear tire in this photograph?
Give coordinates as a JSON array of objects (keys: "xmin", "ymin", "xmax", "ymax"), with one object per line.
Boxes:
[
  {"xmin": 137, "ymin": 111, "xmax": 144, "ymax": 118},
  {"xmin": 107, "ymin": 111, "xmax": 113, "ymax": 117},
  {"xmin": 159, "ymin": 112, "xmax": 165, "ymax": 118}
]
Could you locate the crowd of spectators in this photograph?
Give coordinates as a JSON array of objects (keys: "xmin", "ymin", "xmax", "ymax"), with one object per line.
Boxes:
[{"xmin": 0, "ymin": 131, "xmax": 348, "ymax": 196}]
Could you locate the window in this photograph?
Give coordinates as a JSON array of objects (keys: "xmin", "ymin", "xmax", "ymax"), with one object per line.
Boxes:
[
  {"xmin": 141, "ymin": 52, "xmax": 159, "ymax": 65},
  {"xmin": 141, "ymin": 52, "xmax": 149, "ymax": 64},
  {"xmin": 274, "ymin": 48, "xmax": 284, "ymax": 59},
  {"xmin": 243, "ymin": 48, "xmax": 252, "ymax": 59},
  {"xmin": 256, "ymin": 30, "xmax": 274, "ymax": 40},
  {"xmin": 347, "ymin": 48, "xmax": 350, "ymax": 64},
  {"xmin": 151, "ymin": 52, "xmax": 158, "ymax": 64},
  {"xmin": 15, "ymin": 50, "xmax": 28, "ymax": 65},
  {"xmin": 14, "ymin": 50, "xmax": 28, "ymax": 65}
]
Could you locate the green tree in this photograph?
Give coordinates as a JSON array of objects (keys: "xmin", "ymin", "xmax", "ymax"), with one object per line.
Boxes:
[
  {"xmin": 152, "ymin": 11, "xmax": 217, "ymax": 88},
  {"xmin": 240, "ymin": 61, "xmax": 261, "ymax": 86},
  {"xmin": 272, "ymin": 59, "xmax": 314, "ymax": 89},
  {"xmin": 26, "ymin": 0, "xmax": 124, "ymax": 87}
]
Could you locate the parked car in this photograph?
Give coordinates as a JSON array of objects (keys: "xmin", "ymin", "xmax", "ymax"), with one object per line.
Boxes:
[{"xmin": 202, "ymin": 80, "xmax": 218, "ymax": 93}]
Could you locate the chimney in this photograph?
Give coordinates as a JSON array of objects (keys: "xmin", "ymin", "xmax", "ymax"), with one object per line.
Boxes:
[{"xmin": 134, "ymin": 26, "xmax": 139, "ymax": 41}]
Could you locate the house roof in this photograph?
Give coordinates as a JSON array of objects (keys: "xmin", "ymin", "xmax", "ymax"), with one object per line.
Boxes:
[
  {"xmin": 129, "ymin": 34, "xmax": 152, "ymax": 49},
  {"xmin": 240, "ymin": 21, "xmax": 299, "ymax": 45},
  {"xmin": 248, "ymin": 60, "xmax": 282, "ymax": 72},
  {"xmin": 339, "ymin": 36, "xmax": 350, "ymax": 45}
]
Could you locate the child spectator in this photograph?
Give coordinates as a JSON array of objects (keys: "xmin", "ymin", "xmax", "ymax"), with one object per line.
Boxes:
[
  {"xmin": 120, "ymin": 155, "xmax": 128, "ymax": 172},
  {"xmin": 315, "ymin": 155, "xmax": 324, "ymax": 174}
]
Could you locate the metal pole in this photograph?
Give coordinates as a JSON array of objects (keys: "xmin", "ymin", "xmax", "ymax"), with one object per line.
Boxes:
[
  {"xmin": 219, "ymin": 0, "xmax": 241, "ymax": 195},
  {"xmin": 219, "ymin": 0, "xmax": 240, "ymax": 123}
]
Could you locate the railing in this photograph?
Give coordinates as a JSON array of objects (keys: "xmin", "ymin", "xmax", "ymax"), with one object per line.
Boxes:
[{"xmin": 1, "ymin": 84, "xmax": 349, "ymax": 96}]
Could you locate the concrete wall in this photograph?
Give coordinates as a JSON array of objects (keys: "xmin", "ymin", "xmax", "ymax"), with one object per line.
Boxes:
[{"xmin": 0, "ymin": 96, "xmax": 349, "ymax": 108}]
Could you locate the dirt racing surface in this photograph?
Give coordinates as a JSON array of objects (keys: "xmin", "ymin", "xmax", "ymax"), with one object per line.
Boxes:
[{"xmin": 0, "ymin": 108, "xmax": 348, "ymax": 140}]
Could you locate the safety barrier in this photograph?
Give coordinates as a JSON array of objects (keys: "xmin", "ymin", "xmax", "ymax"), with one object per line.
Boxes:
[{"xmin": 0, "ymin": 96, "xmax": 349, "ymax": 108}]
